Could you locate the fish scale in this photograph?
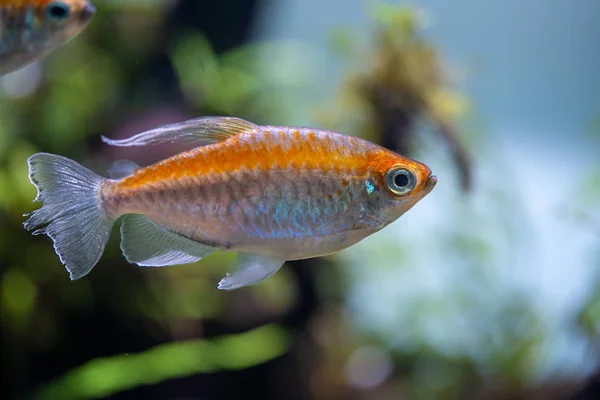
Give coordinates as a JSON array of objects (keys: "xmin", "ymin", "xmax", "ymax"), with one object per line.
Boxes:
[{"xmin": 106, "ymin": 130, "xmax": 365, "ymax": 254}]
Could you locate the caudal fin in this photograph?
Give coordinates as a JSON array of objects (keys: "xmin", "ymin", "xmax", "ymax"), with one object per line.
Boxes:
[{"xmin": 23, "ymin": 153, "xmax": 115, "ymax": 280}]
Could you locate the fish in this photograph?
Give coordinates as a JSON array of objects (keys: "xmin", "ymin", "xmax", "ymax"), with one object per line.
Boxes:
[
  {"xmin": 23, "ymin": 116, "xmax": 437, "ymax": 290},
  {"xmin": 0, "ymin": 0, "xmax": 95, "ymax": 76}
]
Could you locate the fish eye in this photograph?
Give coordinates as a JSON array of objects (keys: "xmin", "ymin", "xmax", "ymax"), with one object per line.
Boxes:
[
  {"xmin": 385, "ymin": 167, "xmax": 416, "ymax": 196},
  {"xmin": 46, "ymin": 2, "xmax": 71, "ymax": 22}
]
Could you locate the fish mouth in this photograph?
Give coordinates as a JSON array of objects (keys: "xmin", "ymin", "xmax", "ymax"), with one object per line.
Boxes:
[
  {"xmin": 80, "ymin": 3, "xmax": 96, "ymax": 22},
  {"xmin": 426, "ymin": 175, "xmax": 437, "ymax": 191}
]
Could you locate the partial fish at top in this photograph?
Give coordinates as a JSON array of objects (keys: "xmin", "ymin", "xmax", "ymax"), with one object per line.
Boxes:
[
  {"xmin": 0, "ymin": 0, "xmax": 95, "ymax": 76},
  {"xmin": 23, "ymin": 115, "xmax": 437, "ymax": 290}
]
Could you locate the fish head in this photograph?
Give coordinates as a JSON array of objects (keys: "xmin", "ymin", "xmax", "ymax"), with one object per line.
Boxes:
[
  {"xmin": 367, "ymin": 147, "xmax": 437, "ymax": 223},
  {"xmin": 30, "ymin": 1, "xmax": 96, "ymax": 49}
]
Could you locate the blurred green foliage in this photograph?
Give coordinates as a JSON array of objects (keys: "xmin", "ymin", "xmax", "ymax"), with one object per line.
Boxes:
[
  {"xmin": 319, "ymin": 4, "xmax": 470, "ymax": 137},
  {"xmin": 34, "ymin": 324, "xmax": 290, "ymax": 400},
  {"xmin": 171, "ymin": 30, "xmax": 319, "ymax": 125}
]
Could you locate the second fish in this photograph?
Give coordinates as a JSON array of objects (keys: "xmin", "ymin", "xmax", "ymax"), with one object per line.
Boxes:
[{"xmin": 0, "ymin": 0, "xmax": 96, "ymax": 76}]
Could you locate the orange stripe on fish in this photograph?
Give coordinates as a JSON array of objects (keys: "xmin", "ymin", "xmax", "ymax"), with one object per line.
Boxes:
[{"xmin": 115, "ymin": 129, "xmax": 368, "ymax": 192}]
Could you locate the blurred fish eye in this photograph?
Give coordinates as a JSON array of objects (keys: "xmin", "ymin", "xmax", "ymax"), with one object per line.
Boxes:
[
  {"xmin": 385, "ymin": 167, "xmax": 416, "ymax": 196},
  {"xmin": 45, "ymin": 2, "xmax": 71, "ymax": 22}
]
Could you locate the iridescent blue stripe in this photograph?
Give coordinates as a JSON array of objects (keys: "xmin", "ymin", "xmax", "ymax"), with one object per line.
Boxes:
[{"xmin": 23, "ymin": 5, "xmax": 35, "ymax": 41}]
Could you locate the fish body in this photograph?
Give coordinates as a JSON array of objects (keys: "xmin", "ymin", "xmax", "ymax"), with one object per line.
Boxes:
[
  {"xmin": 24, "ymin": 116, "xmax": 437, "ymax": 290},
  {"xmin": 0, "ymin": 0, "xmax": 95, "ymax": 76}
]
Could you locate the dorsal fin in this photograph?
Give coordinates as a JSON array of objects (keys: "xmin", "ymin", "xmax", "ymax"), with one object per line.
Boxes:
[
  {"xmin": 101, "ymin": 116, "xmax": 258, "ymax": 148},
  {"xmin": 107, "ymin": 160, "xmax": 139, "ymax": 179}
]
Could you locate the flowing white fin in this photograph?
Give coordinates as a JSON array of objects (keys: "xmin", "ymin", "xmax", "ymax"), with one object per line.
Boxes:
[
  {"xmin": 107, "ymin": 160, "xmax": 139, "ymax": 179},
  {"xmin": 23, "ymin": 153, "xmax": 115, "ymax": 280},
  {"xmin": 218, "ymin": 253, "xmax": 286, "ymax": 291},
  {"xmin": 101, "ymin": 116, "xmax": 258, "ymax": 148},
  {"xmin": 120, "ymin": 214, "xmax": 215, "ymax": 267}
]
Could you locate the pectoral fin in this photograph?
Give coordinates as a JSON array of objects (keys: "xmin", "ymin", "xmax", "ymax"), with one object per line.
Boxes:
[{"xmin": 218, "ymin": 253, "xmax": 286, "ymax": 290}]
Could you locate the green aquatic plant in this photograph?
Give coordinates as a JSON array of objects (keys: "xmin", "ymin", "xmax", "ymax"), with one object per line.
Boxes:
[
  {"xmin": 34, "ymin": 324, "xmax": 290, "ymax": 399},
  {"xmin": 317, "ymin": 3, "xmax": 472, "ymax": 191},
  {"xmin": 170, "ymin": 30, "xmax": 320, "ymax": 125}
]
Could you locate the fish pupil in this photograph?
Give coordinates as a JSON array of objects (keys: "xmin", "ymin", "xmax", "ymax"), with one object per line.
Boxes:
[
  {"xmin": 394, "ymin": 173, "xmax": 409, "ymax": 188},
  {"xmin": 46, "ymin": 2, "xmax": 71, "ymax": 21}
]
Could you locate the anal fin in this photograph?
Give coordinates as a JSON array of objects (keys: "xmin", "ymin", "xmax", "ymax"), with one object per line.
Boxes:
[
  {"xmin": 120, "ymin": 215, "xmax": 215, "ymax": 267},
  {"xmin": 218, "ymin": 253, "xmax": 286, "ymax": 291}
]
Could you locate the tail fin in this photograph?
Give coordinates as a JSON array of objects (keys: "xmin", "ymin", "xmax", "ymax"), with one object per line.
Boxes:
[{"xmin": 23, "ymin": 153, "xmax": 115, "ymax": 280}]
